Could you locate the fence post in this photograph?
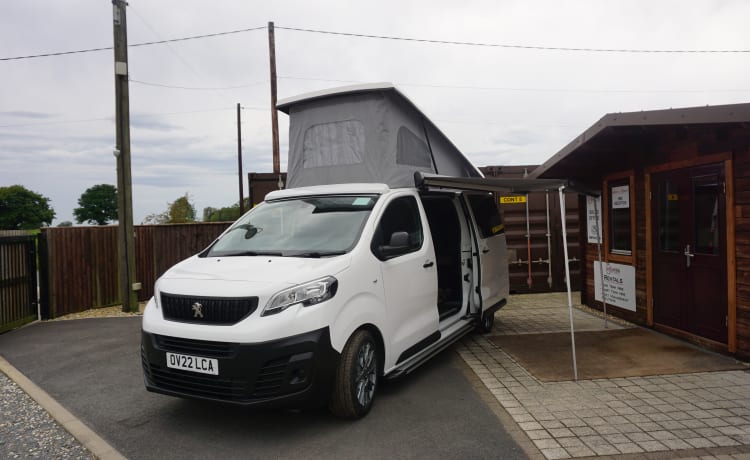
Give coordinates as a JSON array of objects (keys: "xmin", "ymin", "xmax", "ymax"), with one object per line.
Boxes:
[{"xmin": 38, "ymin": 230, "xmax": 50, "ymax": 320}]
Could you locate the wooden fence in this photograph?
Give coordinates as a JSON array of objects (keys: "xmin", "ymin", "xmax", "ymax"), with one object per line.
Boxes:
[
  {"xmin": 40, "ymin": 223, "xmax": 231, "ymax": 318},
  {"xmin": 0, "ymin": 235, "xmax": 38, "ymax": 332}
]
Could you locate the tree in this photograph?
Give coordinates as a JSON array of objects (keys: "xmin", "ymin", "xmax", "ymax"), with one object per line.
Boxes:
[
  {"xmin": 168, "ymin": 193, "xmax": 196, "ymax": 223},
  {"xmin": 0, "ymin": 185, "xmax": 55, "ymax": 230},
  {"xmin": 57, "ymin": 221, "xmax": 73, "ymax": 227},
  {"xmin": 202, "ymin": 198, "xmax": 250, "ymax": 222},
  {"xmin": 73, "ymin": 184, "xmax": 118, "ymax": 225},
  {"xmin": 141, "ymin": 193, "xmax": 196, "ymax": 225},
  {"xmin": 141, "ymin": 210, "xmax": 169, "ymax": 225}
]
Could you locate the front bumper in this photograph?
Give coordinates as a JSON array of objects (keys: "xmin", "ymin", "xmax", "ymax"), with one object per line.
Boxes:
[{"xmin": 141, "ymin": 327, "xmax": 339, "ymax": 408}]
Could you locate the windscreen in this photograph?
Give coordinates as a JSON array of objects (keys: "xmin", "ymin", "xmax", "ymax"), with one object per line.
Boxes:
[{"xmin": 205, "ymin": 195, "xmax": 378, "ymax": 257}]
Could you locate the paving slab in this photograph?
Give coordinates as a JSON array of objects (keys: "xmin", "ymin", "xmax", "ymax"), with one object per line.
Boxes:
[{"xmin": 460, "ymin": 293, "xmax": 750, "ymax": 460}]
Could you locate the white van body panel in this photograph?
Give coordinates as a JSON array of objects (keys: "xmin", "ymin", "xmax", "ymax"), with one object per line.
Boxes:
[
  {"xmin": 462, "ymin": 192, "xmax": 511, "ymax": 312},
  {"xmin": 141, "ymin": 183, "xmax": 509, "ymax": 409}
]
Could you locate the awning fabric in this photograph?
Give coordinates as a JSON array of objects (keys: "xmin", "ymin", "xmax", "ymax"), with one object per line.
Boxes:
[{"xmin": 414, "ymin": 172, "xmax": 601, "ymax": 196}]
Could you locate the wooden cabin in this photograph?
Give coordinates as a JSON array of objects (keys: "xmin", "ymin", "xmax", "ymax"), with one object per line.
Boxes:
[{"xmin": 532, "ymin": 102, "xmax": 750, "ymax": 359}]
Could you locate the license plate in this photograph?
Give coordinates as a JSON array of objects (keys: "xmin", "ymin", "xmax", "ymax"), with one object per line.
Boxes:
[{"xmin": 166, "ymin": 352, "xmax": 219, "ymax": 376}]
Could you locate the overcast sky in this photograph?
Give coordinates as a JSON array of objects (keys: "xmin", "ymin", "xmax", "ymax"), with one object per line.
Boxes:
[{"xmin": 1, "ymin": 0, "xmax": 749, "ymax": 225}]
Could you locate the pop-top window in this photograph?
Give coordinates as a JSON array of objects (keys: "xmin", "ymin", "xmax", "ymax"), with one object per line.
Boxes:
[
  {"xmin": 303, "ymin": 120, "xmax": 365, "ymax": 168},
  {"xmin": 396, "ymin": 126, "xmax": 433, "ymax": 168}
]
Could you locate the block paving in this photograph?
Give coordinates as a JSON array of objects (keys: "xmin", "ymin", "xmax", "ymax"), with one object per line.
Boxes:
[{"xmin": 458, "ymin": 293, "xmax": 750, "ymax": 459}]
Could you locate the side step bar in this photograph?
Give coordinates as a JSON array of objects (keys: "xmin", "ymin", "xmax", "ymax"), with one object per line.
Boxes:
[{"xmin": 386, "ymin": 322, "xmax": 474, "ymax": 379}]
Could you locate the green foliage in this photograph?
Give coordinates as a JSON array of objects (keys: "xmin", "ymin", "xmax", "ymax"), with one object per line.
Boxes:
[
  {"xmin": 57, "ymin": 221, "xmax": 73, "ymax": 227},
  {"xmin": 141, "ymin": 210, "xmax": 169, "ymax": 225},
  {"xmin": 0, "ymin": 185, "xmax": 55, "ymax": 230},
  {"xmin": 73, "ymin": 184, "xmax": 118, "ymax": 225},
  {"xmin": 168, "ymin": 194, "xmax": 196, "ymax": 223},
  {"xmin": 202, "ymin": 198, "xmax": 250, "ymax": 222},
  {"xmin": 142, "ymin": 193, "xmax": 196, "ymax": 225}
]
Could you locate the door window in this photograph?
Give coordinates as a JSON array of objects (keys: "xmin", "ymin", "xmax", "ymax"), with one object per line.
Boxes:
[
  {"xmin": 657, "ymin": 179, "xmax": 680, "ymax": 252},
  {"xmin": 609, "ymin": 179, "xmax": 632, "ymax": 255},
  {"xmin": 466, "ymin": 193, "xmax": 503, "ymax": 238},
  {"xmin": 371, "ymin": 196, "xmax": 423, "ymax": 260},
  {"xmin": 693, "ymin": 174, "xmax": 720, "ymax": 255}
]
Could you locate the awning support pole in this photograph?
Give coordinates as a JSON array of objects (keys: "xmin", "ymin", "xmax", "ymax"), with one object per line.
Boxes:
[
  {"xmin": 545, "ymin": 191, "xmax": 553, "ymax": 288},
  {"xmin": 594, "ymin": 196, "xmax": 608, "ymax": 328},
  {"xmin": 559, "ymin": 186, "xmax": 578, "ymax": 381}
]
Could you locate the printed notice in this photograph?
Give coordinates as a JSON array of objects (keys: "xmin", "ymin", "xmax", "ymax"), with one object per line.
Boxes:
[
  {"xmin": 594, "ymin": 261, "xmax": 636, "ymax": 311},
  {"xmin": 586, "ymin": 195, "xmax": 602, "ymax": 244},
  {"xmin": 611, "ymin": 185, "xmax": 630, "ymax": 209}
]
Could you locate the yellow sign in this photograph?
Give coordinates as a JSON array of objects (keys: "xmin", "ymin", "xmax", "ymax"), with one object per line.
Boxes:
[
  {"xmin": 491, "ymin": 224, "xmax": 505, "ymax": 234},
  {"xmin": 667, "ymin": 194, "xmax": 679, "ymax": 201},
  {"xmin": 499, "ymin": 196, "xmax": 527, "ymax": 204}
]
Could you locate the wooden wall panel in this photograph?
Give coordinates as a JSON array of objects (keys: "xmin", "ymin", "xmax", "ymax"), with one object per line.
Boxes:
[{"xmin": 734, "ymin": 147, "xmax": 750, "ymax": 358}]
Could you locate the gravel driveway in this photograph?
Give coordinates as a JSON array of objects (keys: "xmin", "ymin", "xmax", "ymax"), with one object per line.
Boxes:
[{"xmin": 0, "ymin": 372, "xmax": 91, "ymax": 459}]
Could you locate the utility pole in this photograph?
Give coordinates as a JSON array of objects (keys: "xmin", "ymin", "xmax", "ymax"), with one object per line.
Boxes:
[
  {"xmin": 237, "ymin": 103, "xmax": 244, "ymax": 215},
  {"xmin": 268, "ymin": 22, "xmax": 280, "ymax": 176},
  {"xmin": 112, "ymin": 0, "xmax": 138, "ymax": 313}
]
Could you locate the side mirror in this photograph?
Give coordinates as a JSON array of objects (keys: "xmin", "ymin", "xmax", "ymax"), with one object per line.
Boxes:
[
  {"xmin": 379, "ymin": 231, "xmax": 410, "ymax": 259},
  {"xmin": 389, "ymin": 231, "xmax": 409, "ymax": 247}
]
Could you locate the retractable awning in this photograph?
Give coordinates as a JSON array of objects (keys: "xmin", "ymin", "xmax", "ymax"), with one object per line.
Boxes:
[
  {"xmin": 414, "ymin": 171, "xmax": 605, "ymax": 381},
  {"xmin": 414, "ymin": 172, "xmax": 600, "ymax": 197}
]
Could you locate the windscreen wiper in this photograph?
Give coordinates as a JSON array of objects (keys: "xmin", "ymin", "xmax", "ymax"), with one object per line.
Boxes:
[
  {"xmin": 221, "ymin": 250, "xmax": 283, "ymax": 257},
  {"xmin": 289, "ymin": 251, "xmax": 347, "ymax": 258}
]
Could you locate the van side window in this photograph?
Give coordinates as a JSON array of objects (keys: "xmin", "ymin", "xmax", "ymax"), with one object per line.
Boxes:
[
  {"xmin": 371, "ymin": 196, "xmax": 424, "ymax": 260},
  {"xmin": 467, "ymin": 193, "xmax": 504, "ymax": 238}
]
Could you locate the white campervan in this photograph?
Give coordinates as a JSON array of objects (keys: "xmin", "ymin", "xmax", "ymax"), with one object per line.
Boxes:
[{"xmin": 141, "ymin": 84, "xmax": 510, "ymax": 418}]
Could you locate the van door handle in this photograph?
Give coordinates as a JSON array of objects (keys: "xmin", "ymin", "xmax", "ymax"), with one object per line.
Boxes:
[
  {"xmin": 423, "ymin": 261, "xmax": 434, "ymax": 268},
  {"xmin": 482, "ymin": 248, "xmax": 490, "ymax": 254}
]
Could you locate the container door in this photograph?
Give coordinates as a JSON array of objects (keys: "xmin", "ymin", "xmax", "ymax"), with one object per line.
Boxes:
[
  {"xmin": 652, "ymin": 163, "xmax": 727, "ymax": 343},
  {"xmin": 463, "ymin": 192, "xmax": 510, "ymax": 311}
]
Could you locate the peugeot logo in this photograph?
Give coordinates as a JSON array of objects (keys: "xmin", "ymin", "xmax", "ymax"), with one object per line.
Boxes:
[{"xmin": 191, "ymin": 302, "xmax": 204, "ymax": 318}]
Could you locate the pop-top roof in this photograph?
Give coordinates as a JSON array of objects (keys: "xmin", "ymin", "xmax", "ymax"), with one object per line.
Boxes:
[{"xmin": 277, "ymin": 83, "xmax": 482, "ymax": 189}]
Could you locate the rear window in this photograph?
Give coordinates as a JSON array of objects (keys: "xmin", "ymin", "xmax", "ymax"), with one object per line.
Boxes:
[{"xmin": 467, "ymin": 193, "xmax": 503, "ymax": 238}]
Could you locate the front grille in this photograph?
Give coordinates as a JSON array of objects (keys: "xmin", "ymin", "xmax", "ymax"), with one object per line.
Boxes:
[
  {"xmin": 160, "ymin": 293, "xmax": 258, "ymax": 325},
  {"xmin": 155, "ymin": 335, "xmax": 236, "ymax": 358},
  {"xmin": 142, "ymin": 355, "xmax": 246, "ymax": 400},
  {"xmin": 252, "ymin": 357, "xmax": 290, "ymax": 398},
  {"xmin": 142, "ymin": 351, "xmax": 300, "ymax": 403}
]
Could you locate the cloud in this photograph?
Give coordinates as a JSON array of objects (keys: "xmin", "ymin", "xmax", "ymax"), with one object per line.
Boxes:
[
  {"xmin": 3, "ymin": 0, "xmax": 750, "ymax": 225},
  {"xmin": 0, "ymin": 111, "xmax": 58, "ymax": 119}
]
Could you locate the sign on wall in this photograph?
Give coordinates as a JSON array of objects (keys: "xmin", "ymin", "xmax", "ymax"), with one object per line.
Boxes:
[
  {"xmin": 611, "ymin": 185, "xmax": 630, "ymax": 209},
  {"xmin": 499, "ymin": 196, "xmax": 527, "ymax": 204},
  {"xmin": 586, "ymin": 196, "xmax": 602, "ymax": 244},
  {"xmin": 594, "ymin": 261, "xmax": 636, "ymax": 311}
]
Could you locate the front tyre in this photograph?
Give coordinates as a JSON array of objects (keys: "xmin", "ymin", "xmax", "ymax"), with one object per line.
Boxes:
[{"xmin": 329, "ymin": 330, "xmax": 378, "ymax": 419}]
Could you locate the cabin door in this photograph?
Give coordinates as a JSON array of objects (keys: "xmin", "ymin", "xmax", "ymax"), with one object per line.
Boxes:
[{"xmin": 652, "ymin": 163, "xmax": 727, "ymax": 343}]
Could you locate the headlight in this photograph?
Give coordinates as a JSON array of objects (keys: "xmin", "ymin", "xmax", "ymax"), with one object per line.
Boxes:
[{"xmin": 262, "ymin": 276, "xmax": 338, "ymax": 316}]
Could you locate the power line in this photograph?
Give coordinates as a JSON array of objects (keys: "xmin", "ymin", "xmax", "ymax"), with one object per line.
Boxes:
[
  {"xmin": 130, "ymin": 78, "xmax": 267, "ymax": 90},
  {"xmin": 0, "ymin": 106, "xmax": 270, "ymax": 129},
  {"xmin": 275, "ymin": 26, "xmax": 750, "ymax": 54},
  {"xmin": 279, "ymin": 75, "xmax": 750, "ymax": 94},
  {"xmin": 4, "ymin": 22, "xmax": 749, "ymax": 62},
  {"xmin": 0, "ymin": 26, "xmax": 265, "ymax": 61}
]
